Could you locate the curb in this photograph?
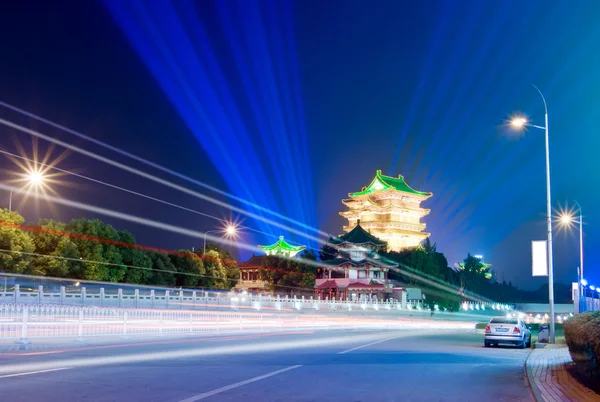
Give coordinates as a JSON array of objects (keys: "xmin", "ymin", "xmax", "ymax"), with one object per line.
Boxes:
[{"xmin": 525, "ymin": 347, "xmax": 545, "ymax": 402}]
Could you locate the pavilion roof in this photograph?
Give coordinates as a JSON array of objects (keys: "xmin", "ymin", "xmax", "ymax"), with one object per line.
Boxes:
[
  {"xmin": 350, "ymin": 170, "xmax": 432, "ymax": 198},
  {"xmin": 258, "ymin": 236, "xmax": 306, "ymax": 253},
  {"xmin": 329, "ymin": 221, "xmax": 386, "ymax": 247}
]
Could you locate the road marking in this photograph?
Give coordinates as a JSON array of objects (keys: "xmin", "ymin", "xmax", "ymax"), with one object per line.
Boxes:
[
  {"xmin": 0, "ymin": 367, "xmax": 71, "ymax": 379},
  {"xmin": 177, "ymin": 365, "xmax": 303, "ymax": 401},
  {"xmin": 337, "ymin": 336, "xmax": 398, "ymax": 354}
]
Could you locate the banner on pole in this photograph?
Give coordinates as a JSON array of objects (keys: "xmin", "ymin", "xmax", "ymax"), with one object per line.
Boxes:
[{"xmin": 532, "ymin": 240, "xmax": 548, "ymax": 277}]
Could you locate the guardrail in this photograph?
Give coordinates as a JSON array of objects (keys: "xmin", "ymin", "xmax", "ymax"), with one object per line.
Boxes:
[
  {"xmin": 0, "ymin": 285, "xmax": 508, "ymax": 317},
  {"xmin": 0, "ymin": 303, "xmax": 484, "ymax": 342}
]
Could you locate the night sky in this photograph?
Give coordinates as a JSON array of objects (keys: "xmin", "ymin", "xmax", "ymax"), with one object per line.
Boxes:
[{"xmin": 1, "ymin": 0, "xmax": 599, "ymax": 290}]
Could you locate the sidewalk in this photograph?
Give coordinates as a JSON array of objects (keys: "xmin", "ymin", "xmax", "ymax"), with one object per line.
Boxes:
[{"xmin": 526, "ymin": 343, "xmax": 600, "ymax": 401}]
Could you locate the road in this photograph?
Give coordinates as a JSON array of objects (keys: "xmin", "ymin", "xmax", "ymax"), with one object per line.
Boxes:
[{"xmin": 0, "ymin": 329, "xmax": 533, "ymax": 401}]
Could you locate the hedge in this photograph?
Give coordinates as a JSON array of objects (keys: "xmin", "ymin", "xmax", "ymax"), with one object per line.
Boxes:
[{"xmin": 564, "ymin": 311, "xmax": 600, "ymax": 381}]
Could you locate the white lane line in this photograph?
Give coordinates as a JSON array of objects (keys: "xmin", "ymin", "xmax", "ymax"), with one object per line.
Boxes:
[
  {"xmin": 177, "ymin": 365, "xmax": 303, "ymax": 402},
  {"xmin": 0, "ymin": 367, "xmax": 72, "ymax": 379},
  {"xmin": 337, "ymin": 336, "xmax": 398, "ymax": 354}
]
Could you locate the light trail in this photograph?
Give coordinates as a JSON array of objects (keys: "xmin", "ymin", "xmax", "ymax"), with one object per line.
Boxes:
[
  {"xmin": 0, "ymin": 104, "xmax": 326, "ymax": 239},
  {"xmin": 0, "ymin": 149, "xmax": 280, "ymax": 241},
  {"xmin": 0, "ymin": 330, "xmax": 463, "ymax": 375}
]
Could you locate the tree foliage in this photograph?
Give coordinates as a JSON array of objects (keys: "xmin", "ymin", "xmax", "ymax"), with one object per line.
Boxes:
[{"xmin": 0, "ymin": 209, "xmax": 239, "ymax": 289}]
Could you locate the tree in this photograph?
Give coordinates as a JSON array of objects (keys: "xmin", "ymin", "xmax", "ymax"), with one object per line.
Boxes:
[
  {"xmin": 30, "ymin": 219, "xmax": 81, "ymax": 277},
  {"xmin": 117, "ymin": 230, "xmax": 153, "ymax": 284},
  {"xmin": 147, "ymin": 252, "xmax": 176, "ymax": 286},
  {"xmin": 169, "ymin": 250, "xmax": 205, "ymax": 288},
  {"xmin": 201, "ymin": 250, "xmax": 229, "ymax": 289},
  {"xmin": 201, "ymin": 245, "xmax": 239, "ymax": 288},
  {"xmin": 457, "ymin": 253, "xmax": 493, "ymax": 296},
  {"xmin": 0, "ymin": 209, "xmax": 35, "ymax": 274}
]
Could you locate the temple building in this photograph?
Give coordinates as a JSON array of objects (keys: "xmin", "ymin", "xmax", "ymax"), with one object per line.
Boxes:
[
  {"xmin": 315, "ymin": 222, "xmax": 402, "ymax": 301},
  {"xmin": 234, "ymin": 236, "xmax": 306, "ymax": 293},
  {"xmin": 339, "ymin": 170, "xmax": 432, "ymax": 252}
]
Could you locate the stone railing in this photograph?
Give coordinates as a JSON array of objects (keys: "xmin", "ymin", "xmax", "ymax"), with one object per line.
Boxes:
[{"xmin": 0, "ymin": 284, "xmax": 508, "ymax": 319}]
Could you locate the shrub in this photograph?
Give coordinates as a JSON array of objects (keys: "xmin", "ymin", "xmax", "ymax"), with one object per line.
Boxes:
[{"xmin": 564, "ymin": 311, "xmax": 600, "ymax": 381}]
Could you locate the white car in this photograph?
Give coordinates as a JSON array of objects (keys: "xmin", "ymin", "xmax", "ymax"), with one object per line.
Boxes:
[{"xmin": 484, "ymin": 316, "xmax": 531, "ymax": 348}]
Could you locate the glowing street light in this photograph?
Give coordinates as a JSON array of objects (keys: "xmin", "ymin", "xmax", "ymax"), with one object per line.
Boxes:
[
  {"xmin": 203, "ymin": 221, "xmax": 239, "ymax": 254},
  {"xmin": 559, "ymin": 201, "xmax": 584, "ymax": 312},
  {"xmin": 508, "ymin": 85, "xmax": 555, "ymax": 343},
  {"xmin": 8, "ymin": 168, "xmax": 46, "ymax": 211}
]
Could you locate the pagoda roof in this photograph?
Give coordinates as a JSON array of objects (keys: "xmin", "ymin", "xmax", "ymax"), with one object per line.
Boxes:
[
  {"xmin": 347, "ymin": 282, "xmax": 385, "ymax": 289},
  {"xmin": 258, "ymin": 236, "xmax": 306, "ymax": 253},
  {"xmin": 350, "ymin": 170, "xmax": 432, "ymax": 198},
  {"xmin": 238, "ymin": 254, "xmax": 266, "ymax": 268},
  {"xmin": 315, "ymin": 280, "xmax": 338, "ymax": 289},
  {"xmin": 329, "ymin": 221, "xmax": 387, "ymax": 247}
]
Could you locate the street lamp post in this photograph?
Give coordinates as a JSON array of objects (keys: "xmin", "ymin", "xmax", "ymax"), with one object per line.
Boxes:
[
  {"xmin": 203, "ymin": 230, "xmax": 220, "ymax": 255},
  {"xmin": 202, "ymin": 223, "xmax": 238, "ymax": 254},
  {"xmin": 510, "ymin": 85, "xmax": 555, "ymax": 343},
  {"xmin": 8, "ymin": 189, "xmax": 12, "ymax": 211}
]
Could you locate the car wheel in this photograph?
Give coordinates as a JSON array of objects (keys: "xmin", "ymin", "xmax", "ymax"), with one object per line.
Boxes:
[
  {"xmin": 518, "ymin": 340, "xmax": 526, "ymax": 349},
  {"xmin": 484, "ymin": 341, "xmax": 490, "ymax": 348},
  {"xmin": 526, "ymin": 336, "xmax": 532, "ymax": 348}
]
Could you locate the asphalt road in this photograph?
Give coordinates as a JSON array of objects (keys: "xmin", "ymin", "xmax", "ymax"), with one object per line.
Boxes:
[{"xmin": 0, "ymin": 329, "xmax": 533, "ymax": 401}]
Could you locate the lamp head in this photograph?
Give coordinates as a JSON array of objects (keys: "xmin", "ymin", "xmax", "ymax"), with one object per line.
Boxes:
[
  {"xmin": 510, "ymin": 117, "xmax": 527, "ymax": 128},
  {"xmin": 28, "ymin": 171, "xmax": 44, "ymax": 185},
  {"xmin": 225, "ymin": 225, "xmax": 237, "ymax": 236}
]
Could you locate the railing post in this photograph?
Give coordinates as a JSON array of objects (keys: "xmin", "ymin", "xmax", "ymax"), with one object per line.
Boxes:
[
  {"xmin": 150, "ymin": 290, "xmax": 155, "ymax": 308},
  {"xmin": 16, "ymin": 306, "xmax": 30, "ymax": 345},
  {"xmin": 192, "ymin": 291, "xmax": 197, "ymax": 309},
  {"xmin": 134, "ymin": 289, "xmax": 139, "ymax": 309},
  {"xmin": 100, "ymin": 288, "xmax": 105, "ymax": 307},
  {"xmin": 118, "ymin": 289, "xmax": 123, "ymax": 308},
  {"xmin": 60, "ymin": 286, "xmax": 65, "ymax": 305},
  {"xmin": 165, "ymin": 290, "xmax": 170, "ymax": 308},
  {"xmin": 122, "ymin": 311, "xmax": 128, "ymax": 337},
  {"xmin": 78, "ymin": 309, "xmax": 84, "ymax": 340},
  {"xmin": 81, "ymin": 287, "xmax": 86, "ymax": 306},
  {"xmin": 159, "ymin": 311, "xmax": 163, "ymax": 335},
  {"xmin": 38, "ymin": 285, "xmax": 43, "ymax": 304},
  {"xmin": 14, "ymin": 284, "xmax": 20, "ymax": 304}
]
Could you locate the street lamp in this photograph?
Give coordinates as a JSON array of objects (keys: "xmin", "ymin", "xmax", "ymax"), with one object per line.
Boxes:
[
  {"xmin": 8, "ymin": 169, "xmax": 46, "ymax": 211},
  {"xmin": 509, "ymin": 85, "xmax": 555, "ymax": 343},
  {"xmin": 203, "ymin": 222, "xmax": 239, "ymax": 254},
  {"xmin": 559, "ymin": 201, "xmax": 584, "ymax": 312}
]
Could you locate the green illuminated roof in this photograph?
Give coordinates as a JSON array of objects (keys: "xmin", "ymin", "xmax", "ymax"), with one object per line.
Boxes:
[
  {"xmin": 329, "ymin": 221, "xmax": 387, "ymax": 247},
  {"xmin": 258, "ymin": 236, "xmax": 306, "ymax": 257},
  {"xmin": 350, "ymin": 170, "xmax": 432, "ymax": 197}
]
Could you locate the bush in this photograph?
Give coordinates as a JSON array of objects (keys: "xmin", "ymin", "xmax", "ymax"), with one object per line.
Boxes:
[{"xmin": 564, "ymin": 311, "xmax": 600, "ymax": 381}]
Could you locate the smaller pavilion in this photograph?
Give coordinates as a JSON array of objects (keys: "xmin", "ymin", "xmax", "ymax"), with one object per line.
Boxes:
[{"xmin": 234, "ymin": 236, "xmax": 306, "ymax": 293}]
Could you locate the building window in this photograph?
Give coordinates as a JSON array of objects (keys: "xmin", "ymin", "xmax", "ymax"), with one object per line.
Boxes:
[
  {"xmin": 358, "ymin": 270, "xmax": 367, "ymax": 279},
  {"xmin": 350, "ymin": 250, "xmax": 365, "ymax": 260}
]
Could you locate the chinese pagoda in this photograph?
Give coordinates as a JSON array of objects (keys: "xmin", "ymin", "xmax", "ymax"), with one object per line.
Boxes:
[
  {"xmin": 315, "ymin": 222, "xmax": 400, "ymax": 300},
  {"xmin": 340, "ymin": 170, "xmax": 432, "ymax": 252}
]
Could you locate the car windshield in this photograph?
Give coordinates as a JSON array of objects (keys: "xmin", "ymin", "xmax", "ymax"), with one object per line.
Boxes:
[{"xmin": 490, "ymin": 318, "xmax": 518, "ymax": 324}]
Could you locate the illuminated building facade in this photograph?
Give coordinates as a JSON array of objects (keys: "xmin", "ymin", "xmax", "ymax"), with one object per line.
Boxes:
[
  {"xmin": 340, "ymin": 170, "xmax": 432, "ymax": 252},
  {"xmin": 315, "ymin": 223, "xmax": 401, "ymax": 300}
]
